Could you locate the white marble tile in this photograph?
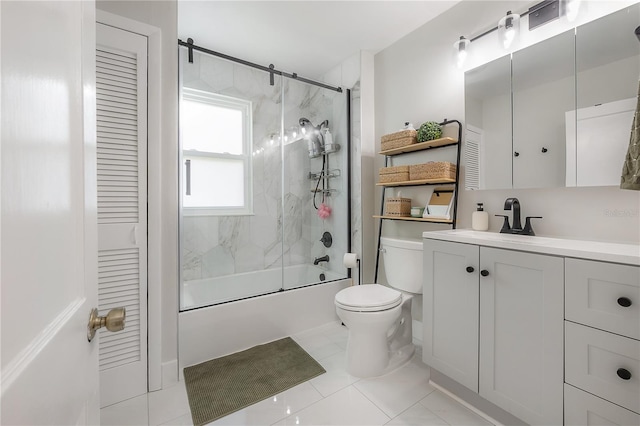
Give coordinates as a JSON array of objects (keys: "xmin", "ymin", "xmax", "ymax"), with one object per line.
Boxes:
[
  {"xmin": 100, "ymin": 393, "xmax": 148, "ymax": 426},
  {"xmin": 201, "ymin": 245, "xmax": 235, "ymax": 278},
  {"xmin": 148, "ymin": 381, "xmax": 191, "ymax": 426},
  {"xmin": 234, "ymin": 242, "xmax": 265, "ymax": 273},
  {"xmin": 385, "ymin": 402, "xmax": 450, "ymax": 426},
  {"xmin": 309, "ymin": 350, "xmax": 360, "ymax": 397},
  {"xmin": 272, "ymin": 386, "xmax": 390, "ymax": 426},
  {"xmin": 199, "ymin": 54, "xmax": 234, "ymax": 92},
  {"xmin": 353, "ymin": 356, "xmax": 435, "ymax": 418},
  {"xmin": 419, "ymin": 391, "xmax": 494, "ymax": 426},
  {"xmin": 250, "ymin": 213, "xmax": 277, "ymax": 251},
  {"xmin": 209, "ymin": 382, "xmax": 322, "ymax": 426}
]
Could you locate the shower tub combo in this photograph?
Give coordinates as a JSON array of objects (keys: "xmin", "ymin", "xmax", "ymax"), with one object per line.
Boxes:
[{"xmin": 177, "ymin": 40, "xmax": 352, "ymax": 369}]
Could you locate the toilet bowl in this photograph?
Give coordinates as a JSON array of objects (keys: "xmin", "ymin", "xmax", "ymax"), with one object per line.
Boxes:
[{"xmin": 335, "ymin": 237, "xmax": 423, "ymax": 378}]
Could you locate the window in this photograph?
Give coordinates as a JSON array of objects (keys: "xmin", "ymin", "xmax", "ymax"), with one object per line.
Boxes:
[{"xmin": 181, "ymin": 88, "xmax": 253, "ymax": 215}]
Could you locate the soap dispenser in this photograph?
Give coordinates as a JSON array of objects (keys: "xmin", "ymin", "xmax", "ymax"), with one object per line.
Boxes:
[{"xmin": 472, "ymin": 203, "xmax": 489, "ymax": 231}]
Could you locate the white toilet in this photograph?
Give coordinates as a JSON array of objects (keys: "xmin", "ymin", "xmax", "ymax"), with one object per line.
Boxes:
[{"xmin": 335, "ymin": 237, "xmax": 423, "ymax": 378}]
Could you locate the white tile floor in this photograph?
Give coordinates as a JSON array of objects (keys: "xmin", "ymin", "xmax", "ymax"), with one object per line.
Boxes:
[{"xmin": 101, "ymin": 322, "xmax": 494, "ymax": 426}]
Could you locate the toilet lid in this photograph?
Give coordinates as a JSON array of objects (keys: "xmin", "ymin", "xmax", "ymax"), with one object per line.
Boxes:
[{"xmin": 335, "ymin": 284, "xmax": 402, "ymax": 312}]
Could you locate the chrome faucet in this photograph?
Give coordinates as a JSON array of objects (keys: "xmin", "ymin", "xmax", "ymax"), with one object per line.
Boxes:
[
  {"xmin": 313, "ymin": 255, "xmax": 329, "ymax": 265},
  {"xmin": 496, "ymin": 197, "xmax": 542, "ymax": 236}
]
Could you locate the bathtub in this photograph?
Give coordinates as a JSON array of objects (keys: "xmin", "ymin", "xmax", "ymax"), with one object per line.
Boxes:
[
  {"xmin": 179, "ymin": 265, "xmax": 350, "ymax": 370},
  {"xmin": 181, "ymin": 264, "xmax": 345, "ymax": 310}
]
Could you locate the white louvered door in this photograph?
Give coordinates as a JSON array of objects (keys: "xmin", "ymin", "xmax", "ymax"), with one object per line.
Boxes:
[
  {"xmin": 464, "ymin": 125, "xmax": 481, "ymax": 190},
  {"xmin": 96, "ymin": 23, "xmax": 148, "ymax": 408}
]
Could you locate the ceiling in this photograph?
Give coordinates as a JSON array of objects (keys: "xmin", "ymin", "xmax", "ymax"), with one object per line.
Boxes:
[{"xmin": 178, "ymin": 1, "xmax": 461, "ymax": 80}]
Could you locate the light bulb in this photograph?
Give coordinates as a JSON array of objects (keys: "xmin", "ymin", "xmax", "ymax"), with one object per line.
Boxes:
[
  {"xmin": 453, "ymin": 36, "xmax": 470, "ymax": 70},
  {"xmin": 498, "ymin": 11, "xmax": 520, "ymax": 49},
  {"xmin": 563, "ymin": 0, "xmax": 580, "ymax": 22}
]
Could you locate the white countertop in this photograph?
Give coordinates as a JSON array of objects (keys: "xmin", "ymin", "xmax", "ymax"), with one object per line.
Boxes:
[{"xmin": 422, "ymin": 229, "xmax": 640, "ymax": 266}]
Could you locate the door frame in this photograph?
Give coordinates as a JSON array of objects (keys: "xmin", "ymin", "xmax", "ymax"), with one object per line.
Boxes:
[{"xmin": 96, "ymin": 10, "xmax": 163, "ymax": 392}]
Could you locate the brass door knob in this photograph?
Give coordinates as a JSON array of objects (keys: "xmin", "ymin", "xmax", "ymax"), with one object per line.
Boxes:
[{"xmin": 87, "ymin": 307, "xmax": 126, "ymax": 342}]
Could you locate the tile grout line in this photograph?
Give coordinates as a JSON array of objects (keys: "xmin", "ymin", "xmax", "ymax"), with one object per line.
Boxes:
[{"xmin": 348, "ymin": 384, "xmax": 393, "ymax": 423}]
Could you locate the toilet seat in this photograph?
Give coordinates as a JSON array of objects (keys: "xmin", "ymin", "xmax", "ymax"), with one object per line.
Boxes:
[{"xmin": 335, "ymin": 284, "xmax": 402, "ymax": 312}]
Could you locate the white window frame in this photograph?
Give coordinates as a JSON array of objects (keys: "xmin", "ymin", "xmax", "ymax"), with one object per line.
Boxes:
[{"xmin": 181, "ymin": 88, "xmax": 253, "ymax": 216}]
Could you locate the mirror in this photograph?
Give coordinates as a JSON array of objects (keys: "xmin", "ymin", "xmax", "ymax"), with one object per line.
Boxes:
[
  {"xmin": 512, "ymin": 30, "xmax": 574, "ymax": 189},
  {"xmin": 464, "ymin": 55, "xmax": 512, "ymax": 190},
  {"xmin": 464, "ymin": 5, "xmax": 640, "ymax": 189},
  {"xmin": 570, "ymin": 5, "xmax": 640, "ymax": 186}
]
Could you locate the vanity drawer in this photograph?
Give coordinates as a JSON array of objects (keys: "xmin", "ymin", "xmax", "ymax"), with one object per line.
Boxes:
[
  {"xmin": 565, "ymin": 384, "xmax": 640, "ymax": 425},
  {"xmin": 565, "ymin": 258, "xmax": 640, "ymax": 340},
  {"xmin": 565, "ymin": 321, "xmax": 640, "ymax": 413}
]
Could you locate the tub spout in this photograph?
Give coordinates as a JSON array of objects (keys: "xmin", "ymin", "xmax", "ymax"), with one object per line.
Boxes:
[{"xmin": 313, "ymin": 255, "xmax": 329, "ymax": 265}]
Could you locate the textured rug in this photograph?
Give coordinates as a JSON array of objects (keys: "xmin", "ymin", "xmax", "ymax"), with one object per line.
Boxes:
[{"xmin": 183, "ymin": 337, "xmax": 326, "ymax": 426}]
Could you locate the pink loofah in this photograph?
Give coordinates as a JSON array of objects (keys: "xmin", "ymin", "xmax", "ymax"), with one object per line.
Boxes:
[{"xmin": 318, "ymin": 203, "xmax": 332, "ymax": 219}]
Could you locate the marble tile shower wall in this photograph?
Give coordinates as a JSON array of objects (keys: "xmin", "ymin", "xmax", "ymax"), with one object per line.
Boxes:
[{"xmin": 181, "ymin": 52, "xmax": 350, "ymax": 282}]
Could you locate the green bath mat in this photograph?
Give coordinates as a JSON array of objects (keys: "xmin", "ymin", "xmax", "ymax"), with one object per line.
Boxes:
[{"xmin": 183, "ymin": 337, "xmax": 326, "ymax": 426}]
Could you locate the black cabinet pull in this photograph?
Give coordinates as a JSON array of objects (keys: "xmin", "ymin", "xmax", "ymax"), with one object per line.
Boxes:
[
  {"xmin": 466, "ymin": 266, "xmax": 475, "ymax": 273},
  {"xmin": 480, "ymin": 270, "xmax": 489, "ymax": 277},
  {"xmin": 618, "ymin": 297, "xmax": 632, "ymax": 308},
  {"xmin": 617, "ymin": 368, "xmax": 632, "ymax": 381}
]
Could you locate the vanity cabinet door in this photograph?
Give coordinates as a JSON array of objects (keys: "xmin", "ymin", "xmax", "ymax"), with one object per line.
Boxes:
[
  {"xmin": 479, "ymin": 248, "xmax": 564, "ymax": 426},
  {"xmin": 423, "ymin": 239, "xmax": 479, "ymax": 393}
]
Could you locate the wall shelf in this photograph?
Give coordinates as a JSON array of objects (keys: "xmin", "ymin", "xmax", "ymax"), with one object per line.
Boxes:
[
  {"xmin": 379, "ymin": 137, "xmax": 458, "ymax": 156},
  {"xmin": 373, "ymin": 215, "xmax": 453, "ymax": 224},
  {"xmin": 374, "ymin": 119, "xmax": 462, "ymax": 282},
  {"xmin": 376, "ymin": 178, "xmax": 456, "ymax": 187}
]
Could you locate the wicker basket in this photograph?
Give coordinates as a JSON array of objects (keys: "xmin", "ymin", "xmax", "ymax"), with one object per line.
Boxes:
[
  {"xmin": 381, "ymin": 129, "xmax": 417, "ymax": 151},
  {"xmin": 379, "ymin": 165, "xmax": 410, "ymax": 183},
  {"xmin": 409, "ymin": 162, "xmax": 457, "ymax": 181},
  {"xmin": 385, "ymin": 197, "xmax": 411, "ymax": 217}
]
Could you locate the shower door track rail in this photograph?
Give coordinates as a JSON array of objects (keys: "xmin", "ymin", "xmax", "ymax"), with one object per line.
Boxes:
[{"xmin": 178, "ymin": 38, "xmax": 343, "ymax": 93}]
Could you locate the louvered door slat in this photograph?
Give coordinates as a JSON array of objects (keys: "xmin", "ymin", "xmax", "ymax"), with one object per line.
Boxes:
[
  {"xmin": 97, "ymin": 115, "xmax": 137, "ymax": 128},
  {"xmin": 97, "ymin": 49, "xmax": 136, "ymax": 64}
]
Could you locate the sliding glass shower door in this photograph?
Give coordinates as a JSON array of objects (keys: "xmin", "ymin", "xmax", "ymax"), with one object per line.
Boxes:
[
  {"xmin": 178, "ymin": 46, "xmax": 349, "ymax": 311},
  {"xmin": 282, "ymin": 79, "xmax": 350, "ymax": 290}
]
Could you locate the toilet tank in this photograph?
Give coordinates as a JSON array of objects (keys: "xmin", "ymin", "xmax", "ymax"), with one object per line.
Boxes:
[{"xmin": 380, "ymin": 237, "xmax": 423, "ymax": 294}]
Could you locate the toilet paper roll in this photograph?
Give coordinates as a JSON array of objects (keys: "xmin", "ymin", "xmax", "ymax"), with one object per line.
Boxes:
[{"xmin": 343, "ymin": 253, "xmax": 359, "ymax": 268}]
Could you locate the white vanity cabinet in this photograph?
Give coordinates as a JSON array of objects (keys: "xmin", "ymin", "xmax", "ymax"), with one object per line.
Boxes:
[
  {"xmin": 423, "ymin": 239, "xmax": 564, "ymax": 426},
  {"xmin": 423, "ymin": 230, "xmax": 640, "ymax": 426}
]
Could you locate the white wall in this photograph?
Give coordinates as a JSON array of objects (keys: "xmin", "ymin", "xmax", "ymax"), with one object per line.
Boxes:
[
  {"xmin": 322, "ymin": 51, "xmax": 376, "ymax": 284},
  {"xmin": 373, "ymin": 0, "xmax": 640, "ymax": 254},
  {"xmin": 96, "ymin": 0, "xmax": 179, "ymax": 384}
]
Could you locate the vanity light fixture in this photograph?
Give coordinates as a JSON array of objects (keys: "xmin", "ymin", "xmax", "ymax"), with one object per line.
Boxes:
[
  {"xmin": 453, "ymin": 36, "xmax": 471, "ymax": 69},
  {"xmin": 452, "ymin": 0, "xmax": 571, "ymax": 69},
  {"xmin": 498, "ymin": 11, "xmax": 521, "ymax": 49}
]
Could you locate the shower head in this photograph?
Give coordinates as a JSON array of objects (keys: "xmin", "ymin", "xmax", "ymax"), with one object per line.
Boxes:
[
  {"xmin": 299, "ymin": 117, "xmax": 312, "ymax": 127},
  {"xmin": 636, "ymin": 25, "xmax": 640, "ymax": 42}
]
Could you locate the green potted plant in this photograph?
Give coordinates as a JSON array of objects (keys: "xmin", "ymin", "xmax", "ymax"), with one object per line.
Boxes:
[{"xmin": 417, "ymin": 121, "xmax": 442, "ymax": 142}]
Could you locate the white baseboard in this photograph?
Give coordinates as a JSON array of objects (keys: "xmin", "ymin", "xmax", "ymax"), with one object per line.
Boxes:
[
  {"xmin": 162, "ymin": 359, "xmax": 179, "ymax": 388},
  {"xmin": 429, "ymin": 380, "xmax": 503, "ymax": 426}
]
